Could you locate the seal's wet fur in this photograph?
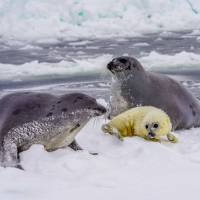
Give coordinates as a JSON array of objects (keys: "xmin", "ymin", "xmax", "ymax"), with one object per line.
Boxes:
[{"xmin": 107, "ymin": 56, "xmax": 200, "ymax": 130}]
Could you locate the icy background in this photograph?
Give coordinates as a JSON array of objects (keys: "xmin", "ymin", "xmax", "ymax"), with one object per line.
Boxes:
[{"xmin": 0, "ymin": 0, "xmax": 200, "ymax": 42}]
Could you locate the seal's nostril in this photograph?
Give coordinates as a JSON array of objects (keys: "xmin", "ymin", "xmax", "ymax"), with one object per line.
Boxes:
[
  {"xmin": 101, "ymin": 107, "xmax": 107, "ymax": 113},
  {"xmin": 96, "ymin": 106, "xmax": 107, "ymax": 114},
  {"xmin": 148, "ymin": 132, "xmax": 155, "ymax": 137},
  {"xmin": 107, "ymin": 62, "xmax": 113, "ymax": 70}
]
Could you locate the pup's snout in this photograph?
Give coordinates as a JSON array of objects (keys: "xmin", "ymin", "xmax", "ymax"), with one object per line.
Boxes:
[{"xmin": 148, "ymin": 132, "xmax": 156, "ymax": 138}]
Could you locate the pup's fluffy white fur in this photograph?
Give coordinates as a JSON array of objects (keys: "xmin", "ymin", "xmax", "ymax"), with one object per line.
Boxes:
[{"xmin": 102, "ymin": 106, "xmax": 177, "ymax": 142}]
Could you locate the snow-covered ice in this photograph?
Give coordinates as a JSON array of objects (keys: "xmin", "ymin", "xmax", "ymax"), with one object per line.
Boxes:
[
  {"xmin": 1, "ymin": 51, "xmax": 200, "ymax": 82},
  {"xmin": 0, "ymin": 112, "xmax": 200, "ymax": 200},
  {"xmin": 0, "ymin": 0, "xmax": 200, "ymax": 42}
]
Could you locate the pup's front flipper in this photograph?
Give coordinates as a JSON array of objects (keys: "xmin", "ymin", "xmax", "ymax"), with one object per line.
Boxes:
[
  {"xmin": 1, "ymin": 140, "xmax": 22, "ymax": 169},
  {"xmin": 101, "ymin": 124, "xmax": 113, "ymax": 134},
  {"xmin": 111, "ymin": 128, "xmax": 124, "ymax": 141},
  {"xmin": 102, "ymin": 124, "xmax": 124, "ymax": 141},
  {"xmin": 116, "ymin": 133, "xmax": 124, "ymax": 141},
  {"xmin": 167, "ymin": 133, "xmax": 178, "ymax": 143}
]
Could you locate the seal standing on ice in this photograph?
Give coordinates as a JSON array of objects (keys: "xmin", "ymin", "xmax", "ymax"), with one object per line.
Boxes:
[
  {"xmin": 0, "ymin": 92, "xmax": 106, "ymax": 168},
  {"xmin": 107, "ymin": 56, "xmax": 200, "ymax": 130}
]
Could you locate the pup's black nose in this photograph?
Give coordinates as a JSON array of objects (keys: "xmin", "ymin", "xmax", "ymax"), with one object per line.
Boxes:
[{"xmin": 148, "ymin": 132, "xmax": 155, "ymax": 138}]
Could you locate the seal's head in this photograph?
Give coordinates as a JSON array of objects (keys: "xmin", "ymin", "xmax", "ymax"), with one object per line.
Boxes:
[
  {"xmin": 102, "ymin": 106, "xmax": 177, "ymax": 143},
  {"xmin": 60, "ymin": 93, "xmax": 107, "ymax": 118},
  {"xmin": 137, "ymin": 109, "xmax": 172, "ymax": 140},
  {"xmin": 107, "ymin": 56, "xmax": 144, "ymax": 79}
]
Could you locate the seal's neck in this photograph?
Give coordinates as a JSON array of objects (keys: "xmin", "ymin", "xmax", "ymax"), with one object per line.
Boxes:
[{"xmin": 123, "ymin": 70, "xmax": 149, "ymax": 85}]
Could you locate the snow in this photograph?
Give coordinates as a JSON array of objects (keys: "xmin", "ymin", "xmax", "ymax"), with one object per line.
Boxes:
[
  {"xmin": 140, "ymin": 51, "xmax": 200, "ymax": 71},
  {"xmin": 0, "ymin": 112, "xmax": 200, "ymax": 200},
  {"xmin": 0, "ymin": 55, "xmax": 112, "ymax": 81},
  {"xmin": 0, "ymin": 0, "xmax": 200, "ymax": 42}
]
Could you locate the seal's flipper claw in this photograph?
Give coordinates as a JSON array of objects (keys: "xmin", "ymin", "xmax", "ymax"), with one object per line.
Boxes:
[
  {"xmin": 16, "ymin": 164, "xmax": 24, "ymax": 170},
  {"xmin": 111, "ymin": 128, "xmax": 123, "ymax": 141},
  {"xmin": 1, "ymin": 140, "xmax": 20, "ymax": 168},
  {"xmin": 167, "ymin": 133, "xmax": 178, "ymax": 143},
  {"xmin": 117, "ymin": 135, "xmax": 124, "ymax": 141},
  {"xmin": 101, "ymin": 124, "xmax": 108, "ymax": 133},
  {"xmin": 69, "ymin": 140, "xmax": 83, "ymax": 151},
  {"xmin": 101, "ymin": 124, "xmax": 113, "ymax": 135}
]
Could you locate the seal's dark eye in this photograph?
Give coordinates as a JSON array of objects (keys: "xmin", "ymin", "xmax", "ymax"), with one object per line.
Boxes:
[
  {"xmin": 153, "ymin": 123, "xmax": 159, "ymax": 128},
  {"xmin": 118, "ymin": 58, "xmax": 127, "ymax": 64},
  {"xmin": 145, "ymin": 125, "xmax": 149, "ymax": 129}
]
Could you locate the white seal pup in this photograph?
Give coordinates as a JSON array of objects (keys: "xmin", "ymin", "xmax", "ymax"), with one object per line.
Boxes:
[{"xmin": 102, "ymin": 106, "xmax": 177, "ymax": 143}]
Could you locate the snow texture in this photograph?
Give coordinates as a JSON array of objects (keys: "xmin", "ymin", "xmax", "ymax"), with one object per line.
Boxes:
[
  {"xmin": 0, "ymin": 99, "xmax": 200, "ymax": 200},
  {"xmin": 0, "ymin": 0, "xmax": 200, "ymax": 42},
  {"xmin": 0, "ymin": 51, "xmax": 200, "ymax": 81}
]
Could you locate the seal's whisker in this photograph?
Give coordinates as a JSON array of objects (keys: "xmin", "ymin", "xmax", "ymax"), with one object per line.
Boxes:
[{"xmin": 94, "ymin": 117, "xmax": 100, "ymax": 127}]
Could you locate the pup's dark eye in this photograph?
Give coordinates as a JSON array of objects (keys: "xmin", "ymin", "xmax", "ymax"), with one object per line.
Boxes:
[
  {"xmin": 118, "ymin": 58, "xmax": 127, "ymax": 64},
  {"xmin": 145, "ymin": 125, "xmax": 149, "ymax": 129},
  {"xmin": 153, "ymin": 123, "xmax": 159, "ymax": 128}
]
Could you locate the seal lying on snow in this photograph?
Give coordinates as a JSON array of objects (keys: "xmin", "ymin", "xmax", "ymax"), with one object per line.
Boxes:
[
  {"xmin": 0, "ymin": 92, "xmax": 106, "ymax": 168},
  {"xmin": 102, "ymin": 106, "xmax": 177, "ymax": 143},
  {"xmin": 107, "ymin": 56, "xmax": 200, "ymax": 130}
]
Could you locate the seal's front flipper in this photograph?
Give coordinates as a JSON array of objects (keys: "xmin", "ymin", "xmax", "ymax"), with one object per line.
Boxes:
[
  {"xmin": 16, "ymin": 164, "xmax": 24, "ymax": 170},
  {"xmin": 69, "ymin": 140, "xmax": 83, "ymax": 151},
  {"xmin": 69, "ymin": 140, "xmax": 98, "ymax": 155},
  {"xmin": 101, "ymin": 124, "xmax": 113, "ymax": 134},
  {"xmin": 167, "ymin": 133, "xmax": 178, "ymax": 143},
  {"xmin": 117, "ymin": 134, "xmax": 124, "ymax": 141},
  {"xmin": 101, "ymin": 124, "xmax": 123, "ymax": 141},
  {"xmin": 1, "ymin": 140, "xmax": 21, "ymax": 168}
]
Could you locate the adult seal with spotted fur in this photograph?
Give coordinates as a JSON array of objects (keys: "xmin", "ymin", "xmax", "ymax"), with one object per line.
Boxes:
[
  {"xmin": 107, "ymin": 56, "xmax": 200, "ymax": 130},
  {"xmin": 0, "ymin": 92, "xmax": 106, "ymax": 168}
]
